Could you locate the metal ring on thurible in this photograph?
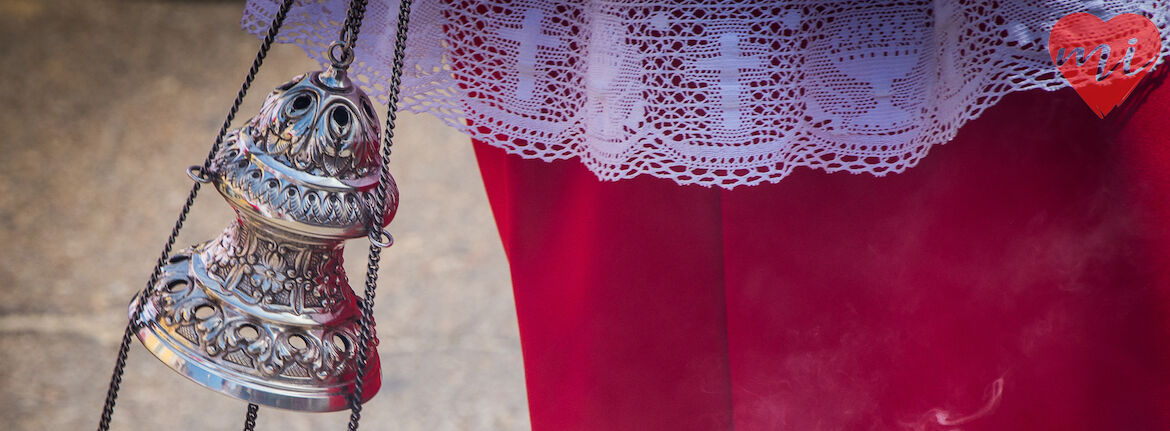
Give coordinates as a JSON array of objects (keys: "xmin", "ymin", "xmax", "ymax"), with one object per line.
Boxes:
[
  {"xmin": 187, "ymin": 165, "xmax": 212, "ymax": 183},
  {"xmin": 368, "ymin": 228, "xmax": 393, "ymax": 248},
  {"xmin": 328, "ymin": 41, "xmax": 355, "ymax": 69}
]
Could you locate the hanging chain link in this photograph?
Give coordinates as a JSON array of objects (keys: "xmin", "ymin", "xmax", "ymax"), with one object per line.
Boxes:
[
  {"xmin": 242, "ymin": 403, "xmax": 261, "ymax": 431},
  {"xmin": 330, "ymin": 0, "xmax": 370, "ymax": 69},
  {"xmin": 346, "ymin": 0, "xmax": 413, "ymax": 430},
  {"xmin": 93, "ymin": 1, "xmax": 295, "ymax": 430}
]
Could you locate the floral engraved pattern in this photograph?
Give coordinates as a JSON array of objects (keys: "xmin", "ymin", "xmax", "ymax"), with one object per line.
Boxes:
[
  {"xmin": 246, "ymin": 72, "xmax": 382, "ymax": 180},
  {"xmin": 130, "ymin": 69, "xmax": 387, "ymax": 409},
  {"xmin": 209, "ymin": 134, "xmax": 385, "ymax": 230},
  {"xmin": 200, "ymin": 222, "xmax": 348, "ymax": 314},
  {"xmin": 152, "ymin": 249, "xmax": 365, "ymax": 381}
]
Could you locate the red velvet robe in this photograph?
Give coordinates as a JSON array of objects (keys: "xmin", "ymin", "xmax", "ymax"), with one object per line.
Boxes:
[{"xmin": 471, "ymin": 69, "xmax": 1170, "ymax": 430}]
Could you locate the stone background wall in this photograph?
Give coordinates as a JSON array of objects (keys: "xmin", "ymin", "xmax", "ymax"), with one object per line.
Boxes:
[{"xmin": 0, "ymin": 0, "xmax": 528, "ymax": 429}]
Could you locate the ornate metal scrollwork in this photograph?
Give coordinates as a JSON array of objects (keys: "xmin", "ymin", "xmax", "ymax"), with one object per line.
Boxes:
[{"xmin": 130, "ymin": 68, "xmax": 398, "ymax": 412}]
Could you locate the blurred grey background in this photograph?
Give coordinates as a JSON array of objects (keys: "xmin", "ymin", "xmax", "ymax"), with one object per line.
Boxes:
[{"xmin": 0, "ymin": 0, "xmax": 528, "ymax": 429}]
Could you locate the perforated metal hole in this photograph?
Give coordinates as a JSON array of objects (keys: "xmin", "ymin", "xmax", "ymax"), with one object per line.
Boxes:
[
  {"xmin": 239, "ymin": 324, "xmax": 260, "ymax": 342},
  {"xmin": 194, "ymin": 305, "xmax": 215, "ymax": 319},
  {"xmin": 292, "ymin": 94, "xmax": 312, "ymax": 110},
  {"xmin": 362, "ymin": 99, "xmax": 377, "ymax": 120},
  {"xmin": 288, "ymin": 334, "xmax": 309, "ymax": 350},
  {"xmin": 332, "ymin": 334, "xmax": 351, "ymax": 353},
  {"xmin": 331, "ymin": 108, "xmax": 350, "ymax": 127},
  {"xmin": 165, "ymin": 279, "xmax": 188, "ymax": 293}
]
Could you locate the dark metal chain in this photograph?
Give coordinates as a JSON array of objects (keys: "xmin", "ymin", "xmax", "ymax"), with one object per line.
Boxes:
[
  {"xmin": 330, "ymin": 0, "xmax": 370, "ymax": 69},
  {"xmin": 242, "ymin": 403, "xmax": 261, "ymax": 431},
  {"xmin": 93, "ymin": 1, "xmax": 295, "ymax": 430},
  {"xmin": 346, "ymin": 0, "xmax": 413, "ymax": 430}
]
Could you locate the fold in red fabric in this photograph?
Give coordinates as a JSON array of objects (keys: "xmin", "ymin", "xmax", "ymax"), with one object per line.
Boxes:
[{"xmin": 473, "ymin": 71, "xmax": 1170, "ymax": 431}]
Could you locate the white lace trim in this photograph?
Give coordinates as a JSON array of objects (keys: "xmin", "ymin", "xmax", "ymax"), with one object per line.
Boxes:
[{"xmin": 243, "ymin": 0, "xmax": 1170, "ymax": 188}]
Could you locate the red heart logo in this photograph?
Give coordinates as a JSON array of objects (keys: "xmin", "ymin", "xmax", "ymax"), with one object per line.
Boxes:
[{"xmin": 1049, "ymin": 13, "xmax": 1162, "ymax": 118}]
